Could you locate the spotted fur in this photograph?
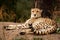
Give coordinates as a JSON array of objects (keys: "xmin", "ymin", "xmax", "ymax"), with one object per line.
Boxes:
[
  {"xmin": 23, "ymin": 8, "xmax": 57, "ymax": 35},
  {"xmin": 32, "ymin": 18, "xmax": 57, "ymax": 34},
  {"xmin": 24, "ymin": 17, "xmax": 57, "ymax": 35}
]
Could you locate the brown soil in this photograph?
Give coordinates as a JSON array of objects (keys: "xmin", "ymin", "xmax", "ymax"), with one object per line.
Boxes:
[{"xmin": 0, "ymin": 22, "xmax": 60, "ymax": 40}]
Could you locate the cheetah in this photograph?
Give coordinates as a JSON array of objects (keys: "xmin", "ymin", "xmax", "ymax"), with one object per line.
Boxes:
[
  {"xmin": 4, "ymin": 8, "xmax": 57, "ymax": 35},
  {"xmin": 23, "ymin": 8, "xmax": 57, "ymax": 35}
]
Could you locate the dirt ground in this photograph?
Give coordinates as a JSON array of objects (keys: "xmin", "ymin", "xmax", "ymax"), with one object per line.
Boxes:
[{"xmin": 0, "ymin": 22, "xmax": 60, "ymax": 40}]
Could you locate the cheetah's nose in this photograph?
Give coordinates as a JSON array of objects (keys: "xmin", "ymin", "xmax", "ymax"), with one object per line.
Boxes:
[{"xmin": 34, "ymin": 14, "xmax": 36, "ymax": 16}]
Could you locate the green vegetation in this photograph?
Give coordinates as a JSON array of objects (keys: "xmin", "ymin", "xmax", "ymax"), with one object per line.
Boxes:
[
  {"xmin": 16, "ymin": 0, "xmax": 34, "ymax": 22},
  {"xmin": 55, "ymin": 17, "xmax": 60, "ymax": 23},
  {"xmin": 0, "ymin": 0, "xmax": 59, "ymax": 23},
  {"xmin": 0, "ymin": 0, "xmax": 34, "ymax": 22},
  {"xmin": 56, "ymin": 28, "xmax": 60, "ymax": 34}
]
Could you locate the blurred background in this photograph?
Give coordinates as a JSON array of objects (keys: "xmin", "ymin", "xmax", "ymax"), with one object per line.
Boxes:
[
  {"xmin": 0, "ymin": 0, "xmax": 60, "ymax": 23},
  {"xmin": 0, "ymin": 0, "xmax": 60, "ymax": 40}
]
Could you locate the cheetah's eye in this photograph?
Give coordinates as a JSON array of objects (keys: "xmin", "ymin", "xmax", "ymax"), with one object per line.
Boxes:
[
  {"xmin": 32, "ymin": 11, "xmax": 34, "ymax": 12},
  {"xmin": 37, "ymin": 11, "xmax": 39, "ymax": 12}
]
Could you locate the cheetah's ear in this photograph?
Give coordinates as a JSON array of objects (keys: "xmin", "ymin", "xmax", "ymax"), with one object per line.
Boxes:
[
  {"xmin": 40, "ymin": 9, "xmax": 43, "ymax": 12},
  {"xmin": 31, "ymin": 8, "xmax": 43, "ymax": 12}
]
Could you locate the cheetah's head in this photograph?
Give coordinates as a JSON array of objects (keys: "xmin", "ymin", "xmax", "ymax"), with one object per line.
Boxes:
[{"xmin": 31, "ymin": 8, "xmax": 42, "ymax": 18}]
